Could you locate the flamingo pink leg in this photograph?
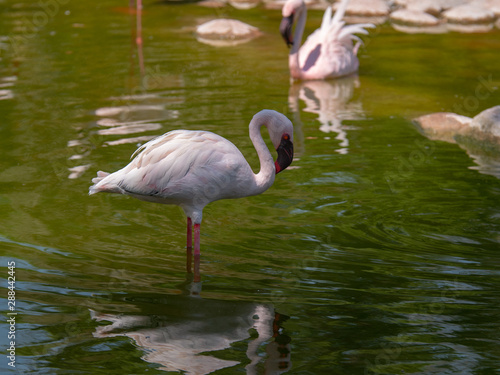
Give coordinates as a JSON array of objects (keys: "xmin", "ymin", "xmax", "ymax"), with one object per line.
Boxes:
[
  {"xmin": 193, "ymin": 223, "xmax": 201, "ymax": 282},
  {"xmin": 186, "ymin": 217, "xmax": 193, "ymax": 273},
  {"xmin": 187, "ymin": 217, "xmax": 193, "ymax": 248}
]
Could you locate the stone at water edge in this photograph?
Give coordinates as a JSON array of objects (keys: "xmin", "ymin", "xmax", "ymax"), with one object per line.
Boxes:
[
  {"xmin": 413, "ymin": 112, "xmax": 472, "ymax": 143},
  {"xmin": 443, "ymin": 4, "xmax": 496, "ymax": 24},
  {"xmin": 390, "ymin": 9, "xmax": 441, "ymax": 26}
]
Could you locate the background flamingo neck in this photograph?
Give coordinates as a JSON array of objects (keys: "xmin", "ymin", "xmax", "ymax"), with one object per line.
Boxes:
[
  {"xmin": 290, "ymin": 5, "xmax": 307, "ymax": 78},
  {"xmin": 289, "ymin": 54, "xmax": 302, "ymax": 79}
]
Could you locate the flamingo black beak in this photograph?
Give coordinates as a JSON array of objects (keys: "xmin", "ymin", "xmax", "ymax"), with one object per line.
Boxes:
[
  {"xmin": 280, "ymin": 14, "xmax": 294, "ymax": 48},
  {"xmin": 275, "ymin": 133, "xmax": 294, "ymax": 174}
]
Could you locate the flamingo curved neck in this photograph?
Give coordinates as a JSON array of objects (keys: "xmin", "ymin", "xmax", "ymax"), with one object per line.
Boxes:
[
  {"xmin": 290, "ymin": 5, "xmax": 307, "ymax": 79},
  {"xmin": 249, "ymin": 114, "xmax": 276, "ymax": 193}
]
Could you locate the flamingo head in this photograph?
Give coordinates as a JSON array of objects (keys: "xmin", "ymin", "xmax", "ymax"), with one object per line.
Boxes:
[
  {"xmin": 274, "ymin": 132, "xmax": 294, "ymax": 174},
  {"xmin": 280, "ymin": 14, "xmax": 294, "ymax": 47},
  {"xmin": 265, "ymin": 110, "xmax": 294, "ymax": 174},
  {"xmin": 280, "ymin": 0, "xmax": 304, "ymax": 47}
]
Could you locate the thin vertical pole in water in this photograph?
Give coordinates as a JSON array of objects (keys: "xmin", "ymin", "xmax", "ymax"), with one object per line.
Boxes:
[
  {"xmin": 128, "ymin": 0, "xmax": 136, "ymax": 87},
  {"xmin": 136, "ymin": 0, "xmax": 145, "ymax": 76}
]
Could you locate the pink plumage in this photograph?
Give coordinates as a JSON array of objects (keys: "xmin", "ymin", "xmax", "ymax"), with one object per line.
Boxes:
[
  {"xmin": 89, "ymin": 110, "xmax": 294, "ymax": 280},
  {"xmin": 280, "ymin": 0, "xmax": 374, "ymax": 80}
]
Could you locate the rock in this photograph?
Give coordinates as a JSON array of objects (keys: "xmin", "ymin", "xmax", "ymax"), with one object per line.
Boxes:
[
  {"xmin": 444, "ymin": 4, "xmax": 496, "ymax": 24},
  {"xmin": 198, "ymin": 0, "xmax": 226, "ymax": 8},
  {"xmin": 437, "ymin": 0, "xmax": 468, "ymax": 9},
  {"xmin": 446, "ymin": 22, "xmax": 494, "ymax": 32},
  {"xmin": 469, "ymin": 105, "xmax": 500, "ymax": 140},
  {"xmin": 414, "ymin": 112, "xmax": 472, "ymax": 143},
  {"xmin": 195, "ymin": 19, "xmax": 262, "ymax": 46},
  {"xmin": 415, "ymin": 107, "xmax": 500, "ymax": 144},
  {"xmin": 457, "ymin": 106, "xmax": 500, "ymax": 178},
  {"xmin": 406, "ymin": 0, "xmax": 442, "ymax": 16},
  {"xmin": 392, "ymin": 23, "xmax": 448, "ymax": 33},
  {"xmin": 474, "ymin": 0, "xmax": 500, "ymax": 16},
  {"xmin": 341, "ymin": 0, "xmax": 390, "ymax": 17},
  {"xmin": 489, "ymin": 0, "xmax": 500, "ymax": 16},
  {"xmin": 414, "ymin": 107, "xmax": 500, "ymax": 179},
  {"xmin": 394, "ymin": 0, "xmax": 465, "ymax": 9},
  {"xmin": 390, "ymin": 9, "xmax": 441, "ymax": 26},
  {"xmin": 228, "ymin": 0, "xmax": 261, "ymax": 9}
]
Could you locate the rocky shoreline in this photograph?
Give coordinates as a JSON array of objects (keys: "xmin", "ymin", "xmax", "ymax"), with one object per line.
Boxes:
[{"xmin": 198, "ymin": 0, "xmax": 500, "ymax": 33}]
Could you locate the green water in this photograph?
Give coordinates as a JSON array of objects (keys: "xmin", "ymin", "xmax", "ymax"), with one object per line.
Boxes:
[{"xmin": 1, "ymin": 1, "xmax": 500, "ymax": 374}]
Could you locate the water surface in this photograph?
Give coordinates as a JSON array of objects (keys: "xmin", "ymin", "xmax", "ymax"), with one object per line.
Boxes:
[{"xmin": 1, "ymin": 2, "xmax": 500, "ymax": 374}]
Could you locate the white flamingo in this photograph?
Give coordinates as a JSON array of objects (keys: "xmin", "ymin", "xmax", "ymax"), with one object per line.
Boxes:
[
  {"xmin": 89, "ymin": 110, "xmax": 294, "ymax": 280},
  {"xmin": 280, "ymin": 0, "xmax": 374, "ymax": 80}
]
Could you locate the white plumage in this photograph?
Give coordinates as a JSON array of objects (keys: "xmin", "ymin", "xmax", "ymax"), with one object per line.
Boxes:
[
  {"xmin": 89, "ymin": 110, "xmax": 294, "ymax": 280},
  {"xmin": 280, "ymin": 0, "xmax": 374, "ymax": 80}
]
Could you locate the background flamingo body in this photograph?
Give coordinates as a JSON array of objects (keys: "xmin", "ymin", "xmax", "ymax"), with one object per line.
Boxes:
[
  {"xmin": 89, "ymin": 110, "xmax": 294, "ymax": 279},
  {"xmin": 281, "ymin": 0, "xmax": 374, "ymax": 80}
]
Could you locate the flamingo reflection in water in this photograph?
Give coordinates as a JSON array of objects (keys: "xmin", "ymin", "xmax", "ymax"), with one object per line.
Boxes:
[
  {"xmin": 91, "ymin": 281, "xmax": 291, "ymax": 374},
  {"xmin": 89, "ymin": 110, "xmax": 294, "ymax": 281},
  {"xmin": 289, "ymin": 75, "xmax": 364, "ymax": 154}
]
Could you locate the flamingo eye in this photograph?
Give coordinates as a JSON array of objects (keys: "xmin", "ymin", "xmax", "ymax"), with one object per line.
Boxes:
[{"xmin": 283, "ymin": 133, "xmax": 290, "ymax": 141}]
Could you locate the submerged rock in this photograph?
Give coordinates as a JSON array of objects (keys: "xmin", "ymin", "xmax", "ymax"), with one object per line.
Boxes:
[
  {"xmin": 414, "ymin": 106, "xmax": 500, "ymax": 144},
  {"xmin": 414, "ymin": 112, "xmax": 472, "ymax": 143},
  {"xmin": 469, "ymin": 106, "xmax": 500, "ymax": 140},
  {"xmin": 414, "ymin": 106, "xmax": 500, "ymax": 178}
]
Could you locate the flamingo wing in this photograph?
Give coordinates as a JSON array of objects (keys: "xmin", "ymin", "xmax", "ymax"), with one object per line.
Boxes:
[
  {"xmin": 91, "ymin": 130, "xmax": 248, "ymax": 202},
  {"xmin": 298, "ymin": 29, "xmax": 324, "ymax": 72},
  {"xmin": 298, "ymin": 4, "xmax": 374, "ymax": 79}
]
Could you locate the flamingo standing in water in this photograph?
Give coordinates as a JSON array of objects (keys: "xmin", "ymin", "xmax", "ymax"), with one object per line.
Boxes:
[
  {"xmin": 280, "ymin": 0, "xmax": 374, "ymax": 80},
  {"xmin": 89, "ymin": 110, "xmax": 294, "ymax": 280}
]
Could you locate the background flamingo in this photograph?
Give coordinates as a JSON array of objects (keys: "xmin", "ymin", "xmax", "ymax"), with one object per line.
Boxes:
[
  {"xmin": 280, "ymin": 0, "xmax": 374, "ymax": 80},
  {"xmin": 89, "ymin": 110, "xmax": 294, "ymax": 281}
]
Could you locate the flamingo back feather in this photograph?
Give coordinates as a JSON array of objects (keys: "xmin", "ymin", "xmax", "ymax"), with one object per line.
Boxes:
[{"xmin": 322, "ymin": 1, "xmax": 375, "ymax": 54}]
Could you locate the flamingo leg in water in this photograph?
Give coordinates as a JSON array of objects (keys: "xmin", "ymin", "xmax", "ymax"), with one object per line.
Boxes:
[
  {"xmin": 194, "ymin": 223, "xmax": 201, "ymax": 282},
  {"xmin": 186, "ymin": 217, "xmax": 193, "ymax": 273}
]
